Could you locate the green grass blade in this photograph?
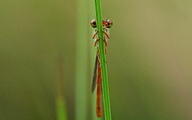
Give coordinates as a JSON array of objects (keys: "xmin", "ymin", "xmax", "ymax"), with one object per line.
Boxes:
[
  {"xmin": 75, "ymin": 0, "xmax": 88, "ymax": 119},
  {"xmin": 94, "ymin": 0, "xmax": 112, "ymax": 120},
  {"xmin": 88, "ymin": 0, "xmax": 99, "ymax": 119},
  {"xmin": 55, "ymin": 56, "xmax": 67, "ymax": 120},
  {"xmin": 56, "ymin": 96, "xmax": 68, "ymax": 120}
]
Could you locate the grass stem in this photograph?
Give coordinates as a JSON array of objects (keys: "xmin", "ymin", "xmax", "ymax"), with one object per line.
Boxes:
[
  {"xmin": 94, "ymin": 0, "xmax": 112, "ymax": 119},
  {"xmin": 75, "ymin": 0, "xmax": 88, "ymax": 119}
]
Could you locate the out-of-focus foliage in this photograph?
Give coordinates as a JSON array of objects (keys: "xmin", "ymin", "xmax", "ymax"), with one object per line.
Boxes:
[{"xmin": 0, "ymin": 0, "xmax": 192, "ymax": 120}]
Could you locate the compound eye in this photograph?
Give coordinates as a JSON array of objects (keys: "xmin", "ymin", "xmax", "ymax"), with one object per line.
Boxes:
[
  {"xmin": 106, "ymin": 20, "xmax": 113, "ymax": 28},
  {"xmin": 91, "ymin": 19, "xmax": 97, "ymax": 28}
]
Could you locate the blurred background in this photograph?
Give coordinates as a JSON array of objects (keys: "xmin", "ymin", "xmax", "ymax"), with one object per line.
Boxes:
[{"xmin": 0, "ymin": 0, "xmax": 192, "ymax": 120}]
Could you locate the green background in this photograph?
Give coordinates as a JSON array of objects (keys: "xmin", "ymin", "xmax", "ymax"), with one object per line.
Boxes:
[{"xmin": 0, "ymin": 0, "xmax": 192, "ymax": 120}]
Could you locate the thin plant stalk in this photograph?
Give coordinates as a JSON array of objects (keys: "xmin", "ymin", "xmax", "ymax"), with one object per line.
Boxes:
[
  {"xmin": 75, "ymin": 0, "xmax": 88, "ymax": 119},
  {"xmin": 55, "ymin": 55, "xmax": 67, "ymax": 120},
  {"xmin": 56, "ymin": 96, "xmax": 67, "ymax": 120},
  {"xmin": 94, "ymin": 0, "xmax": 112, "ymax": 119},
  {"xmin": 88, "ymin": 0, "xmax": 99, "ymax": 120}
]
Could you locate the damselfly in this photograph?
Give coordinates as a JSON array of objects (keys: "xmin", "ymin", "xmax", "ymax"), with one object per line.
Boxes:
[{"xmin": 91, "ymin": 19, "xmax": 113, "ymax": 118}]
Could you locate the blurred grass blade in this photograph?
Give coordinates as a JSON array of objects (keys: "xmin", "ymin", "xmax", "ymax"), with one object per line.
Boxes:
[
  {"xmin": 88, "ymin": 0, "xmax": 99, "ymax": 119},
  {"xmin": 75, "ymin": 0, "xmax": 88, "ymax": 120},
  {"xmin": 94, "ymin": 0, "xmax": 112, "ymax": 119},
  {"xmin": 56, "ymin": 96, "xmax": 67, "ymax": 120},
  {"xmin": 55, "ymin": 55, "xmax": 67, "ymax": 120}
]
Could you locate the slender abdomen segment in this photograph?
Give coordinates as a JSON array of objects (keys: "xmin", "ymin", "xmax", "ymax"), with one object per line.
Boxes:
[{"xmin": 96, "ymin": 60, "xmax": 102, "ymax": 118}]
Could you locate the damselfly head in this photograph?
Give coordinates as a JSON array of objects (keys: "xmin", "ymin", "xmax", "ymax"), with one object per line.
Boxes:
[
  {"xmin": 91, "ymin": 19, "xmax": 97, "ymax": 28},
  {"xmin": 106, "ymin": 19, "xmax": 113, "ymax": 28},
  {"xmin": 91, "ymin": 19, "xmax": 113, "ymax": 28}
]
